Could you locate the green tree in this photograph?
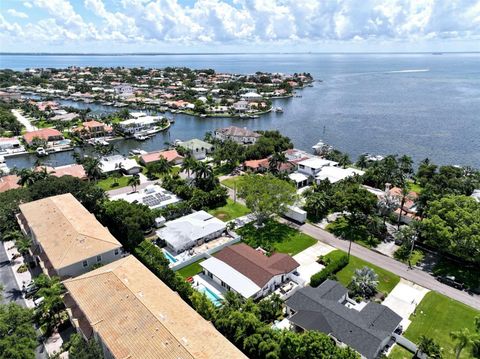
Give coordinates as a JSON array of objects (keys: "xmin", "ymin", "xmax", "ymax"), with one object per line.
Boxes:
[
  {"xmin": 237, "ymin": 174, "xmax": 296, "ymax": 225},
  {"xmin": 128, "ymin": 174, "xmax": 140, "ymax": 192},
  {"xmin": 418, "ymin": 335, "xmax": 443, "ymax": 358},
  {"xmin": 181, "ymin": 155, "xmax": 197, "ymax": 178},
  {"xmin": 68, "ymin": 333, "xmax": 104, "ymax": 359},
  {"xmin": 450, "ymin": 328, "xmax": 473, "ymax": 359},
  {"xmin": 82, "ymin": 157, "xmax": 103, "ymax": 182},
  {"xmin": 348, "ymin": 266, "xmax": 378, "ymax": 299},
  {"xmin": 268, "ymin": 152, "xmax": 287, "ymax": 175}
]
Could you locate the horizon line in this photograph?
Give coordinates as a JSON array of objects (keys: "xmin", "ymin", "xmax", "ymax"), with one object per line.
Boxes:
[{"xmin": 1, "ymin": 51, "xmax": 479, "ymax": 56}]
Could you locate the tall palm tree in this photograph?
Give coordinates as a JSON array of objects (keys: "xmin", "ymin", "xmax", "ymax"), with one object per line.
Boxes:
[
  {"xmin": 128, "ymin": 174, "xmax": 141, "ymax": 192},
  {"xmin": 181, "ymin": 155, "xmax": 197, "ymax": 178},
  {"xmin": 156, "ymin": 157, "xmax": 173, "ymax": 177},
  {"xmin": 193, "ymin": 161, "xmax": 213, "ymax": 180},
  {"xmin": 338, "ymin": 153, "xmax": 351, "ymax": 169},
  {"xmin": 450, "ymin": 328, "xmax": 473, "ymax": 359},
  {"xmin": 356, "ymin": 154, "xmax": 368, "ymax": 170},
  {"xmin": 83, "ymin": 157, "xmax": 103, "ymax": 182},
  {"xmin": 268, "ymin": 152, "xmax": 287, "ymax": 174},
  {"xmin": 397, "ymin": 186, "xmax": 410, "ymax": 229}
]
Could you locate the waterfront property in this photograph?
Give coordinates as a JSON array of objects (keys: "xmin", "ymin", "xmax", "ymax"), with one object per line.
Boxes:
[
  {"xmin": 0, "ymin": 137, "xmax": 23, "ymax": 154},
  {"xmin": 63, "ymin": 255, "xmax": 247, "ymax": 359},
  {"xmin": 23, "ymin": 128, "xmax": 64, "ymax": 146},
  {"xmin": 139, "ymin": 148, "xmax": 184, "ymax": 166},
  {"xmin": 200, "ymin": 243, "xmax": 300, "ymax": 299},
  {"xmin": 117, "ymin": 112, "xmax": 168, "ymax": 136},
  {"xmin": 156, "ymin": 210, "xmax": 226, "ymax": 255},
  {"xmin": 17, "ymin": 193, "xmax": 123, "ymax": 278},
  {"xmin": 176, "ymin": 138, "xmax": 214, "ymax": 160},
  {"xmin": 286, "ymin": 280, "xmax": 402, "ymax": 359},
  {"xmin": 110, "ymin": 184, "xmax": 181, "ymax": 209},
  {"xmin": 38, "ymin": 163, "xmax": 87, "ymax": 180},
  {"xmin": 99, "ymin": 155, "xmax": 142, "ymax": 175},
  {"xmin": 73, "ymin": 120, "xmax": 113, "ymax": 139},
  {"xmin": 214, "ymin": 126, "xmax": 261, "ymax": 145}
]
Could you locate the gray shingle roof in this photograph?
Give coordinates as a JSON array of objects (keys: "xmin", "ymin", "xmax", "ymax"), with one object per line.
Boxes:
[{"xmin": 286, "ymin": 280, "xmax": 402, "ymax": 359}]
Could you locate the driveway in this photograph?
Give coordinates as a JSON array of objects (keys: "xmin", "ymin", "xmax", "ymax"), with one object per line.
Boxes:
[
  {"xmin": 293, "ymin": 242, "xmax": 335, "ymax": 283},
  {"xmin": 12, "ymin": 109, "xmax": 37, "ymax": 132},
  {"xmin": 382, "ymin": 278, "xmax": 430, "ymax": 329},
  {"xmin": 0, "ymin": 242, "xmax": 25, "ymax": 306}
]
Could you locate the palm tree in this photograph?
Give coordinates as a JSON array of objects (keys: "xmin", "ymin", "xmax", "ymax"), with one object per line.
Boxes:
[
  {"xmin": 356, "ymin": 154, "xmax": 368, "ymax": 170},
  {"xmin": 181, "ymin": 155, "xmax": 197, "ymax": 178},
  {"xmin": 348, "ymin": 266, "xmax": 379, "ymax": 298},
  {"xmin": 397, "ymin": 186, "xmax": 410, "ymax": 229},
  {"xmin": 450, "ymin": 328, "xmax": 473, "ymax": 359},
  {"xmin": 83, "ymin": 157, "xmax": 103, "ymax": 182},
  {"xmin": 377, "ymin": 193, "xmax": 399, "ymax": 225},
  {"xmin": 192, "ymin": 161, "xmax": 213, "ymax": 180},
  {"xmin": 338, "ymin": 153, "xmax": 351, "ymax": 169},
  {"xmin": 156, "ymin": 157, "xmax": 173, "ymax": 177},
  {"xmin": 268, "ymin": 152, "xmax": 287, "ymax": 174},
  {"xmin": 418, "ymin": 335, "xmax": 442, "ymax": 358},
  {"xmin": 128, "ymin": 174, "xmax": 140, "ymax": 192}
]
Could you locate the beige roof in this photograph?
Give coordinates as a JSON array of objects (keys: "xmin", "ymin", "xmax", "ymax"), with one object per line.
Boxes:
[
  {"xmin": 19, "ymin": 193, "xmax": 121, "ymax": 269},
  {"xmin": 64, "ymin": 256, "xmax": 247, "ymax": 359}
]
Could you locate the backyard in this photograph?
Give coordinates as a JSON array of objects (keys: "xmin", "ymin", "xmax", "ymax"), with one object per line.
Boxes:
[
  {"xmin": 96, "ymin": 175, "xmax": 130, "ymax": 190},
  {"xmin": 325, "ymin": 250, "xmax": 400, "ymax": 295},
  {"xmin": 237, "ymin": 219, "xmax": 317, "ymax": 256},
  {"xmin": 176, "ymin": 259, "xmax": 205, "ymax": 279},
  {"xmin": 208, "ymin": 198, "xmax": 250, "ymax": 222},
  {"xmin": 401, "ymin": 291, "xmax": 480, "ymax": 359},
  {"xmin": 388, "ymin": 345, "xmax": 413, "ymax": 359}
]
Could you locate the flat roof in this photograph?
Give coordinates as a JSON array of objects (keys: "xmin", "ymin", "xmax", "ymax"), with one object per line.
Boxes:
[
  {"xmin": 19, "ymin": 193, "xmax": 121, "ymax": 269},
  {"xmin": 315, "ymin": 166, "xmax": 365, "ymax": 183},
  {"xmin": 64, "ymin": 255, "xmax": 246, "ymax": 359},
  {"xmin": 298, "ymin": 157, "xmax": 337, "ymax": 169},
  {"xmin": 288, "ymin": 172, "xmax": 309, "ymax": 183},
  {"xmin": 200, "ymin": 257, "xmax": 260, "ymax": 298}
]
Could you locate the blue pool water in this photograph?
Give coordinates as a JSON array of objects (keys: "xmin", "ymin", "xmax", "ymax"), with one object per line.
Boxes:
[
  {"xmin": 198, "ymin": 285, "xmax": 223, "ymax": 307},
  {"xmin": 162, "ymin": 249, "xmax": 178, "ymax": 264}
]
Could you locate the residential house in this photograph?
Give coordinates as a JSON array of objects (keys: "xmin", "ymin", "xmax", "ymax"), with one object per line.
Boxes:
[
  {"xmin": 0, "ymin": 137, "xmax": 22, "ymax": 153},
  {"xmin": 156, "ymin": 211, "xmax": 226, "ymax": 255},
  {"xmin": 110, "ymin": 184, "xmax": 181, "ymax": 209},
  {"xmin": 17, "ymin": 193, "xmax": 123, "ymax": 279},
  {"xmin": 99, "ymin": 155, "xmax": 142, "ymax": 175},
  {"xmin": 0, "ymin": 174, "xmax": 20, "ymax": 193},
  {"xmin": 23, "ymin": 128, "xmax": 64, "ymax": 146},
  {"xmin": 388, "ymin": 186, "xmax": 419, "ymax": 223},
  {"xmin": 286, "ymin": 280, "xmax": 402, "ymax": 359},
  {"xmin": 38, "ymin": 164, "xmax": 87, "ymax": 180},
  {"xmin": 117, "ymin": 113, "xmax": 166, "ymax": 136},
  {"xmin": 241, "ymin": 92, "xmax": 263, "ymax": 102},
  {"xmin": 297, "ymin": 157, "xmax": 337, "ymax": 179},
  {"xmin": 176, "ymin": 138, "xmax": 214, "ymax": 160},
  {"xmin": 315, "ymin": 166, "xmax": 365, "ymax": 184},
  {"xmin": 232, "ymin": 100, "xmax": 249, "ymax": 113},
  {"xmin": 63, "ymin": 255, "xmax": 247, "ymax": 359},
  {"xmin": 243, "ymin": 157, "xmax": 295, "ymax": 174},
  {"xmin": 471, "ymin": 189, "xmax": 480, "ymax": 203},
  {"xmin": 214, "ymin": 126, "xmax": 261, "ymax": 145},
  {"xmin": 74, "ymin": 120, "xmax": 112, "ymax": 139},
  {"xmin": 200, "ymin": 243, "xmax": 300, "ymax": 299},
  {"xmin": 139, "ymin": 149, "xmax": 184, "ymax": 166}
]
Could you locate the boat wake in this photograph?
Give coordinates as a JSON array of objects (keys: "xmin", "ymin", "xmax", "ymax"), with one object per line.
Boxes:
[{"xmin": 386, "ymin": 69, "xmax": 430, "ymax": 74}]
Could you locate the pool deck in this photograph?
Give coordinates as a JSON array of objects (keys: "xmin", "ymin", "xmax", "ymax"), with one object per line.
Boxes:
[{"xmin": 193, "ymin": 273, "xmax": 226, "ymax": 302}]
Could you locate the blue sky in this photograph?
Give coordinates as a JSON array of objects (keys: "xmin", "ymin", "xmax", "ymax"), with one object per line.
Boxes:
[{"xmin": 0, "ymin": 0, "xmax": 479, "ymax": 53}]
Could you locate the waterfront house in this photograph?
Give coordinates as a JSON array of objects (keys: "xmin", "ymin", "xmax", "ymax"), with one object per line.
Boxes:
[
  {"xmin": 63, "ymin": 255, "xmax": 247, "ymax": 359},
  {"xmin": 388, "ymin": 186, "xmax": 419, "ymax": 223},
  {"xmin": 139, "ymin": 149, "xmax": 184, "ymax": 166},
  {"xmin": 241, "ymin": 92, "xmax": 263, "ymax": 102},
  {"xmin": 233, "ymin": 100, "xmax": 249, "ymax": 113},
  {"xmin": 23, "ymin": 128, "xmax": 64, "ymax": 146},
  {"xmin": 0, "ymin": 137, "xmax": 23, "ymax": 153},
  {"xmin": 286, "ymin": 280, "xmax": 402, "ymax": 359},
  {"xmin": 200, "ymin": 243, "xmax": 300, "ymax": 299},
  {"xmin": 17, "ymin": 193, "xmax": 123, "ymax": 279},
  {"xmin": 176, "ymin": 138, "xmax": 214, "ymax": 160},
  {"xmin": 73, "ymin": 120, "xmax": 113, "ymax": 139},
  {"xmin": 214, "ymin": 126, "xmax": 261, "ymax": 145},
  {"xmin": 37, "ymin": 164, "xmax": 87, "ymax": 180},
  {"xmin": 156, "ymin": 211, "xmax": 226, "ymax": 255},
  {"xmin": 99, "ymin": 155, "xmax": 141, "ymax": 175},
  {"xmin": 297, "ymin": 157, "xmax": 337, "ymax": 178},
  {"xmin": 117, "ymin": 112, "xmax": 167, "ymax": 136},
  {"xmin": 110, "ymin": 184, "xmax": 181, "ymax": 209}
]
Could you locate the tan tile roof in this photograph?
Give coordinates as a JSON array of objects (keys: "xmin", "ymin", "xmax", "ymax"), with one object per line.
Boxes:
[
  {"xmin": 215, "ymin": 243, "xmax": 299, "ymax": 287},
  {"xmin": 19, "ymin": 193, "xmax": 121, "ymax": 270},
  {"xmin": 23, "ymin": 128, "xmax": 63, "ymax": 144},
  {"xmin": 0, "ymin": 175, "xmax": 20, "ymax": 193},
  {"xmin": 140, "ymin": 149, "xmax": 184, "ymax": 164},
  {"xmin": 64, "ymin": 256, "xmax": 247, "ymax": 359}
]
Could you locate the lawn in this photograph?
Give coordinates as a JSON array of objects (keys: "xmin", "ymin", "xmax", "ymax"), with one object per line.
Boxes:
[
  {"xmin": 208, "ymin": 198, "xmax": 250, "ymax": 222},
  {"xmin": 388, "ymin": 345, "xmax": 413, "ymax": 359},
  {"xmin": 237, "ymin": 219, "xmax": 317, "ymax": 256},
  {"xmin": 221, "ymin": 176, "xmax": 242, "ymax": 189},
  {"xmin": 326, "ymin": 250, "xmax": 400, "ymax": 295},
  {"xmin": 432, "ymin": 257, "xmax": 480, "ymax": 293},
  {"xmin": 176, "ymin": 259, "xmax": 205, "ymax": 279},
  {"xmin": 96, "ymin": 176, "xmax": 131, "ymax": 190},
  {"xmin": 402, "ymin": 291, "xmax": 479, "ymax": 359},
  {"xmin": 326, "ymin": 217, "xmax": 381, "ymax": 248}
]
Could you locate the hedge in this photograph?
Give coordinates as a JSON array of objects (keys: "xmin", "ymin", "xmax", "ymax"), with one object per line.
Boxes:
[{"xmin": 310, "ymin": 252, "xmax": 349, "ymax": 287}]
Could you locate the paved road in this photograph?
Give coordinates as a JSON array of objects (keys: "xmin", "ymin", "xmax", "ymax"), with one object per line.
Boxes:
[
  {"xmin": 223, "ymin": 187, "xmax": 480, "ymax": 310},
  {"xmin": 298, "ymin": 222, "xmax": 480, "ymax": 310},
  {"xmin": 12, "ymin": 109, "xmax": 37, "ymax": 132}
]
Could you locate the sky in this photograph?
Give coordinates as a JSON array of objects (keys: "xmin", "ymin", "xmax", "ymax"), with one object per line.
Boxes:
[{"xmin": 0, "ymin": 0, "xmax": 479, "ymax": 53}]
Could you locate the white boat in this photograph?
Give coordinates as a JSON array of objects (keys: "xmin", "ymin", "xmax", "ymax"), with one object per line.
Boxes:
[
  {"xmin": 36, "ymin": 147, "xmax": 48, "ymax": 157},
  {"xmin": 91, "ymin": 138, "xmax": 109, "ymax": 146},
  {"xmin": 274, "ymin": 107, "xmax": 283, "ymax": 113},
  {"xmin": 200, "ymin": 114, "xmax": 207, "ymax": 118},
  {"xmin": 129, "ymin": 148, "xmax": 147, "ymax": 156},
  {"xmin": 312, "ymin": 141, "xmax": 333, "ymax": 156},
  {"xmin": 133, "ymin": 133, "xmax": 149, "ymax": 141}
]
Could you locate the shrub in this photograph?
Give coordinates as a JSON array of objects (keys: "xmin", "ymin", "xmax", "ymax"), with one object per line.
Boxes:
[
  {"xmin": 17, "ymin": 264, "xmax": 28, "ymax": 273},
  {"xmin": 310, "ymin": 253, "xmax": 349, "ymax": 287}
]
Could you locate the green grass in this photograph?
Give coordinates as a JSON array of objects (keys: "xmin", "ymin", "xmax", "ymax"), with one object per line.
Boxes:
[
  {"xmin": 208, "ymin": 198, "xmax": 251, "ymax": 222},
  {"xmin": 394, "ymin": 247, "xmax": 425, "ymax": 267},
  {"xmin": 407, "ymin": 181, "xmax": 422, "ymax": 194},
  {"xmin": 96, "ymin": 176, "xmax": 131, "ymax": 190},
  {"xmin": 388, "ymin": 345, "xmax": 413, "ymax": 359},
  {"xmin": 238, "ymin": 219, "xmax": 317, "ymax": 256},
  {"xmin": 221, "ymin": 176, "xmax": 242, "ymax": 189},
  {"xmin": 176, "ymin": 259, "xmax": 205, "ymax": 279},
  {"xmin": 326, "ymin": 250, "xmax": 400, "ymax": 294},
  {"xmin": 432, "ymin": 257, "xmax": 480, "ymax": 292},
  {"xmin": 326, "ymin": 217, "xmax": 381, "ymax": 248},
  {"xmin": 403, "ymin": 291, "xmax": 479, "ymax": 359}
]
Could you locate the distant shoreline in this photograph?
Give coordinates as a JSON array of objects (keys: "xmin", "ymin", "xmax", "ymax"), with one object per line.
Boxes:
[{"xmin": 1, "ymin": 51, "xmax": 479, "ymax": 56}]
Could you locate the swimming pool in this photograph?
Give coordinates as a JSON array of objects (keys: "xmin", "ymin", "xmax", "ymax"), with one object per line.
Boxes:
[
  {"xmin": 162, "ymin": 249, "xmax": 178, "ymax": 264},
  {"xmin": 198, "ymin": 285, "xmax": 223, "ymax": 307}
]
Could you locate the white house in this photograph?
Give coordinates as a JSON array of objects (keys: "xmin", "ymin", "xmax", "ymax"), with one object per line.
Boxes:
[
  {"xmin": 214, "ymin": 126, "xmax": 261, "ymax": 145},
  {"xmin": 315, "ymin": 166, "xmax": 365, "ymax": 184},
  {"xmin": 241, "ymin": 92, "xmax": 263, "ymax": 102},
  {"xmin": 297, "ymin": 157, "xmax": 338, "ymax": 178},
  {"xmin": 118, "ymin": 112, "xmax": 167, "ymax": 135},
  {"xmin": 114, "ymin": 84, "xmax": 134, "ymax": 96},
  {"xmin": 99, "ymin": 155, "xmax": 142, "ymax": 175},
  {"xmin": 110, "ymin": 184, "xmax": 181, "ymax": 209},
  {"xmin": 176, "ymin": 139, "xmax": 214, "ymax": 160},
  {"xmin": 156, "ymin": 211, "xmax": 226, "ymax": 255},
  {"xmin": 200, "ymin": 243, "xmax": 300, "ymax": 299},
  {"xmin": 233, "ymin": 100, "xmax": 249, "ymax": 113}
]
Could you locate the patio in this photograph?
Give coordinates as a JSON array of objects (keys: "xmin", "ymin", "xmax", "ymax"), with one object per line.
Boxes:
[{"xmin": 292, "ymin": 242, "xmax": 335, "ymax": 283}]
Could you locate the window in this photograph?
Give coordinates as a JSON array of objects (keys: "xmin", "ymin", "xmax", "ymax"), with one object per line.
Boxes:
[
  {"xmin": 96, "ymin": 255, "xmax": 102, "ymax": 263},
  {"xmin": 82, "ymin": 260, "xmax": 88, "ymax": 268},
  {"xmin": 114, "ymin": 249, "xmax": 119, "ymax": 256}
]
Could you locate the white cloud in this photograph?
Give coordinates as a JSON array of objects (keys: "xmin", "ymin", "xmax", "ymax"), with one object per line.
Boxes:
[
  {"xmin": 1, "ymin": 0, "xmax": 479, "ymax": 50},
  {"xmin": 7, "ymin": 9, "xmax": 29, "ymax": 19},
  {"xmin": 23, "ymin": 2, "xmax": 33, "ymax": 9}
]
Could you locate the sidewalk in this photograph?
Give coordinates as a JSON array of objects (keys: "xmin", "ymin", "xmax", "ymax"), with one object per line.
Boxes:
[{"xmin": 12, "ymin": 109, "xmax": 37, "ymax": 132}]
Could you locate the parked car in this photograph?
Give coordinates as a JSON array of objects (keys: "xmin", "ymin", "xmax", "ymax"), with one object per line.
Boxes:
[
  {"xmin": 23, "ymin": 283, "xmax": 38, "ymax": 298},
  {"xmin": 437, "ymin": 275, "xmax": 464, "ymax": 290}
]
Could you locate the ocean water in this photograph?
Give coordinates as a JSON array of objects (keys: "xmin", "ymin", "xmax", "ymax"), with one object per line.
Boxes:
[{"xmin": 1, "ymin": 53, "xmax": 479, "ymax": 169}]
